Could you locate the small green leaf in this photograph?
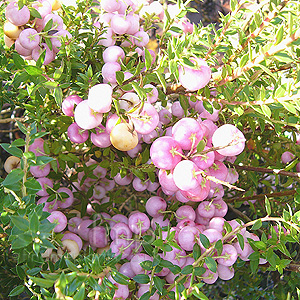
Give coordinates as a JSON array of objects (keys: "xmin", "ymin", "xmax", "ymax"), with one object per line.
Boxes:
[
  {"xmin": 205, "ymin": 257, "xmax": 217, "ymax": 273},
  {"xmin": 65, "ymin": 259, "xmax": 78, "ymax": 272},
  {"xmin": 275, "ymin": 25, "xmax": 284, "ymax": 45},
  {"xmin": 193, "ymin": 243, "xmax": 201, "ymax": 260},
  {"xmin": 199, "ymin": 233, "xmax": 210, "ymax": 249},
  {"xmin": 215, "ymin": 239, "xmax": 223, "ymax": 255},
  {"xmin": 144, "ymin": 48, "xmax": 153, "ymax": 70},
  {"xmin": 29, "ymin": 212, "xmax": 40, "ymax": 232},
  {"xmin": 13, "ymin": 53, "xmax": 25, "ymax": 69},
  {"xmin": 230, "ymin": 0, "xmax": 238, "ymax": 11},
  {"xmin": 236, "ymin": 233, "xmax": 244, "ymax": 251},
  {"xmin": 24, "ymin": 65, "xmax": 43, "ymax": 76},
  {"xmin": 2, "ymin": 168, "xmax": 24, "ymax": 187},
  {"xmin": 54, "ymin": 87, "xmax": 63, "ymax": 107},
  {"xmin": 182, "ymin": 57, "xmax": 195, "ymax": 67},
  {"xmin": 29, "ymin": 7, "xmax": 42, "ymax": 19},
  {"xmin": 43, "ymin": 18, "xmax": 54, "ymax": 32},
  {"xmin": 73, "ymin": 283, "xmax": 85, "ymax": 300},
  {"xmin": 1, "ymin": 143, "xmax": 23, "ymax": 157},
  {"xmin": 196, "ymin": 140, "xmax": 206, "ymax": 153},
  {"xmin": 181, "ymin": 265, "xmax": 193, "ymax": 275},
  {"xmin": 153, "ymin": 276, "xmax": 165, "ymax": 294},
  {"xmin": 8, "ymin": 285, "xmax": 25, "ymax": 297},
  {"xmin": 155, "ymin": 71, "xmax": 166, "ymax": 92},
  {"xmin": 265, "ymin": 196, "xmax": 271, "ymax": 215},
  {"xmin": 140, "ymin": 292, "xmax": 151, "ymax": 300},
  {"xmin": 25, "ymin": 178, "xmax": 42, "ymax": 193},
  {"xmin": 116, "ymin": 71, "xmax": 124, "ymax": 85},
  {"xmin": 251, "ymin": 219, "xmax": 262, "ymax": 230},
  {"xmin": 29, "ymin": 276, "xmax": 55, "ymax": 288},
  {"xmin": 192, "ymin": 289, "xmax": 209, "ymax": 300},
  {"xmin": 261, "ymin": 104, "xmax": 271, "ymax": 118},
  {"xmin": 11, "ymin": 139, "xmax": 26, "ymax": 147},
  {"xmin": 11, "ymin": 215, "xmax": 29, "ymax": 231},
  {"xmin": 133, "ymin": 274, "xmax": 150, "ymax": 284},
  {"xmin": 111, "ymin": 272, "xmax": 129, "ymax": 285}
]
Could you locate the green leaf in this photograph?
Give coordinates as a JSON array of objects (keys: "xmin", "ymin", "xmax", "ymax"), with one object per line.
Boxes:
[
  {"xmin": 54, "ymin": 61, "xmax": 64, "ymax": 80},
  {"xmin": 44, "ymin": 18, "xmax": 54, "ymax": 32},
  {"xmin": 215, "ymin": 239, "xmax": 223, "ymax": 256},
  {"xmin": 193, "ymin": 243, "xmax": 201, "ymax": 260},
  {"xmin": 205, "ymin": 257, "xmax": 217, "ymax": 273},
  {"xmin": 154, "ymin": 277, "xmax": 165, "ymax": 294},
  {"xmin": 144, "ymin": 48, "xmax": 153, "ymax": 70},
  {"xmin": 250, "ymin": 258, "xmax": 259, "ymax": 273},
  {"xmin": 199, "ymin": 233, "xmax": 210, "ymax": 249},
  {"xmin": 240, "ymin": 53, "xmax": 248, "ymax": 68},
  {"xmin": 279, "ymin": 100, "xmax": 297, "ymax": 114},
  {"xmin": 10, "ymin": 215, "xmax": 29, "ymax": 231},
  {"xmin": 29, "ymin": 212, "xmax": 40, "ymax": 232},
  {"xmin": 2, "ymin": 168, "xmax": 24, "ymax": 187},
  {"xmin": 11, "ymin": 233, "xmax": 32, "ymax": 249},
  {"xmin": 43, "ymin": 81, "xmax": 58, "ymax": 89},
  {"xmin": 29, "ymin": 276, "xmax": 55, "ymax": 288},
  {"xmin": 73, "ymin": 283, "xmax": 85, "ymax": 300},
  {"xmin": 274, "ymin": 52, "xmax": 293, "ymax": 63},
  {"xmin": 29, "ymin": 7, "xmax": 42, "ymax": 19},
  {"xmin": 111, "ymin": 272, "xmax": 129, "ymax": 285},
  {"xmin": 11, "ymin": 139, "xmax": 26, "ymax": 147},
  {"xmin": 236, "ymin": 233, "xmax": 244, "ymax": 250},
  {"xmin": 179, "ymin": 94, "xmax": 189, "ymax": 112},
  {"xmin": 155, "ymin": 71, "xmax": 166, "ymax": 92},
  {"xmin": 8, "ymin": 285, "xmax": 25, "ymax": 297},
  {"xmin": 275, "ymin": 25, "xmax": 284, "ymax": 45},
  {"xmin": 196, "ymin": 140, "xmax": 206, "ymax": 153},
  {"xmin": 131, "ymin": 81, "xmax": 146, "ymax": 100},
  {"xmin": 140, "ymin": 292, "xmax": 151, "ymax": 300},
  {"xmin": 140, "ymin": 260, "xmax": 153, "ymax": 271},
  {"xmin": 181, "ymin": 265, "xmax": 193, "ymax": 275},
  {"xmin": 25, "ymin": 65, "xmax": 43, "ymax": 76},
  {"xmin": 35, "ymin": 156, "xmax": 53, "ymax": 165},
  {"xmin": 251, "ymin": 219, "xmax": 262, "ymax": 230},
  {"xmin": 27, "ymin": 267, "xmax": 42, "ymax": 276},
  {"xmin": 116, "ymin": 71, "xmax": 124, "ymax": 85},
  {"xmin": 16, "ymin": 120, "xmax": 28, "ymax": 134},
  {"xmin": 13, "ymin": 53, "xmax": 25, "ymax": 69},
  {"xmin": 261, "ymin": 104, "xmax": 271, "ymax": 118},
  {"xmin": 133, "ymin": 274, "xmax": 150, "ymax": 284},
  {"xmin": 54, "ymin": 87, "xmax": 63, "ymax": 107},
  {"xmin": 25, "ymin": 178, "xmax": 42, "ymax": 193},
  {"xmin": 230, "ymin": 0, "xmax": 238, "ymax": 11},
  {"xmin": 182, "ymin": 57, "xmax": 195, "ymax": 67},
  {"xmin": 1, "ymin": 143, "xmax": 23, "ymax": 157},
  {"xmin": 265, "ymin": 196, "xmax": 271, "ymax": 216}
]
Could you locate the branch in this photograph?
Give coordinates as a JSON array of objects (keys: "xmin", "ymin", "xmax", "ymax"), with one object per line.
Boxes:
[
  {"xmin": 0, "ymin": 117, "xmax": 25, "ymax": 124},
  {"xmin": 230, "ymin": 163, "xmax": 300, "ymax": 178},
  {"xmin": 204, "ymin": 0, "xmax": 247, "ymax": 60},
  {"xmin": 225, "ymin": 189, "xmax": 297, "ymax": 203},
  {"xmin": 216, "ymin": 28, "xmax": 300, "ymax": 86},
  {"xmin": 226, "ymin": 0, "xmax": 290, "ymax": 64}
]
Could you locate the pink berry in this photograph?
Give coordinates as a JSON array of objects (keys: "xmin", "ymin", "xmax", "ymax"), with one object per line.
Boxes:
[{"xmin": 178, "ymin": 58, "xmax": 211, "ymax": 91}]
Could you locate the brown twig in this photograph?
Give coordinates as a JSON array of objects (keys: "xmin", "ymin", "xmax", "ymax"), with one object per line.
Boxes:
[
  {"xmin": 225, "ymin": 189, "xmax": 297, "ymax": 204},
  {"xmin": 0, "ymin": 117, "xmax": 25, "ymax": 124},
  {"xmin": 0, "ymin": 128, "xmax": 20, "ymax": 133},
  {"xmin": 230, "ymin": 163, "xmax": 300, "ymax": 178}
]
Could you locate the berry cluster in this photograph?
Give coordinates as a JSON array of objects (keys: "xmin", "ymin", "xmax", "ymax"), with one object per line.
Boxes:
[
  {"xmin": 1, "ymin": 1, "xmax": 275, "ymax": 299},
  {"xmin": 4, "ymin": 0, "xmax": 71, "ymax": 64}
]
